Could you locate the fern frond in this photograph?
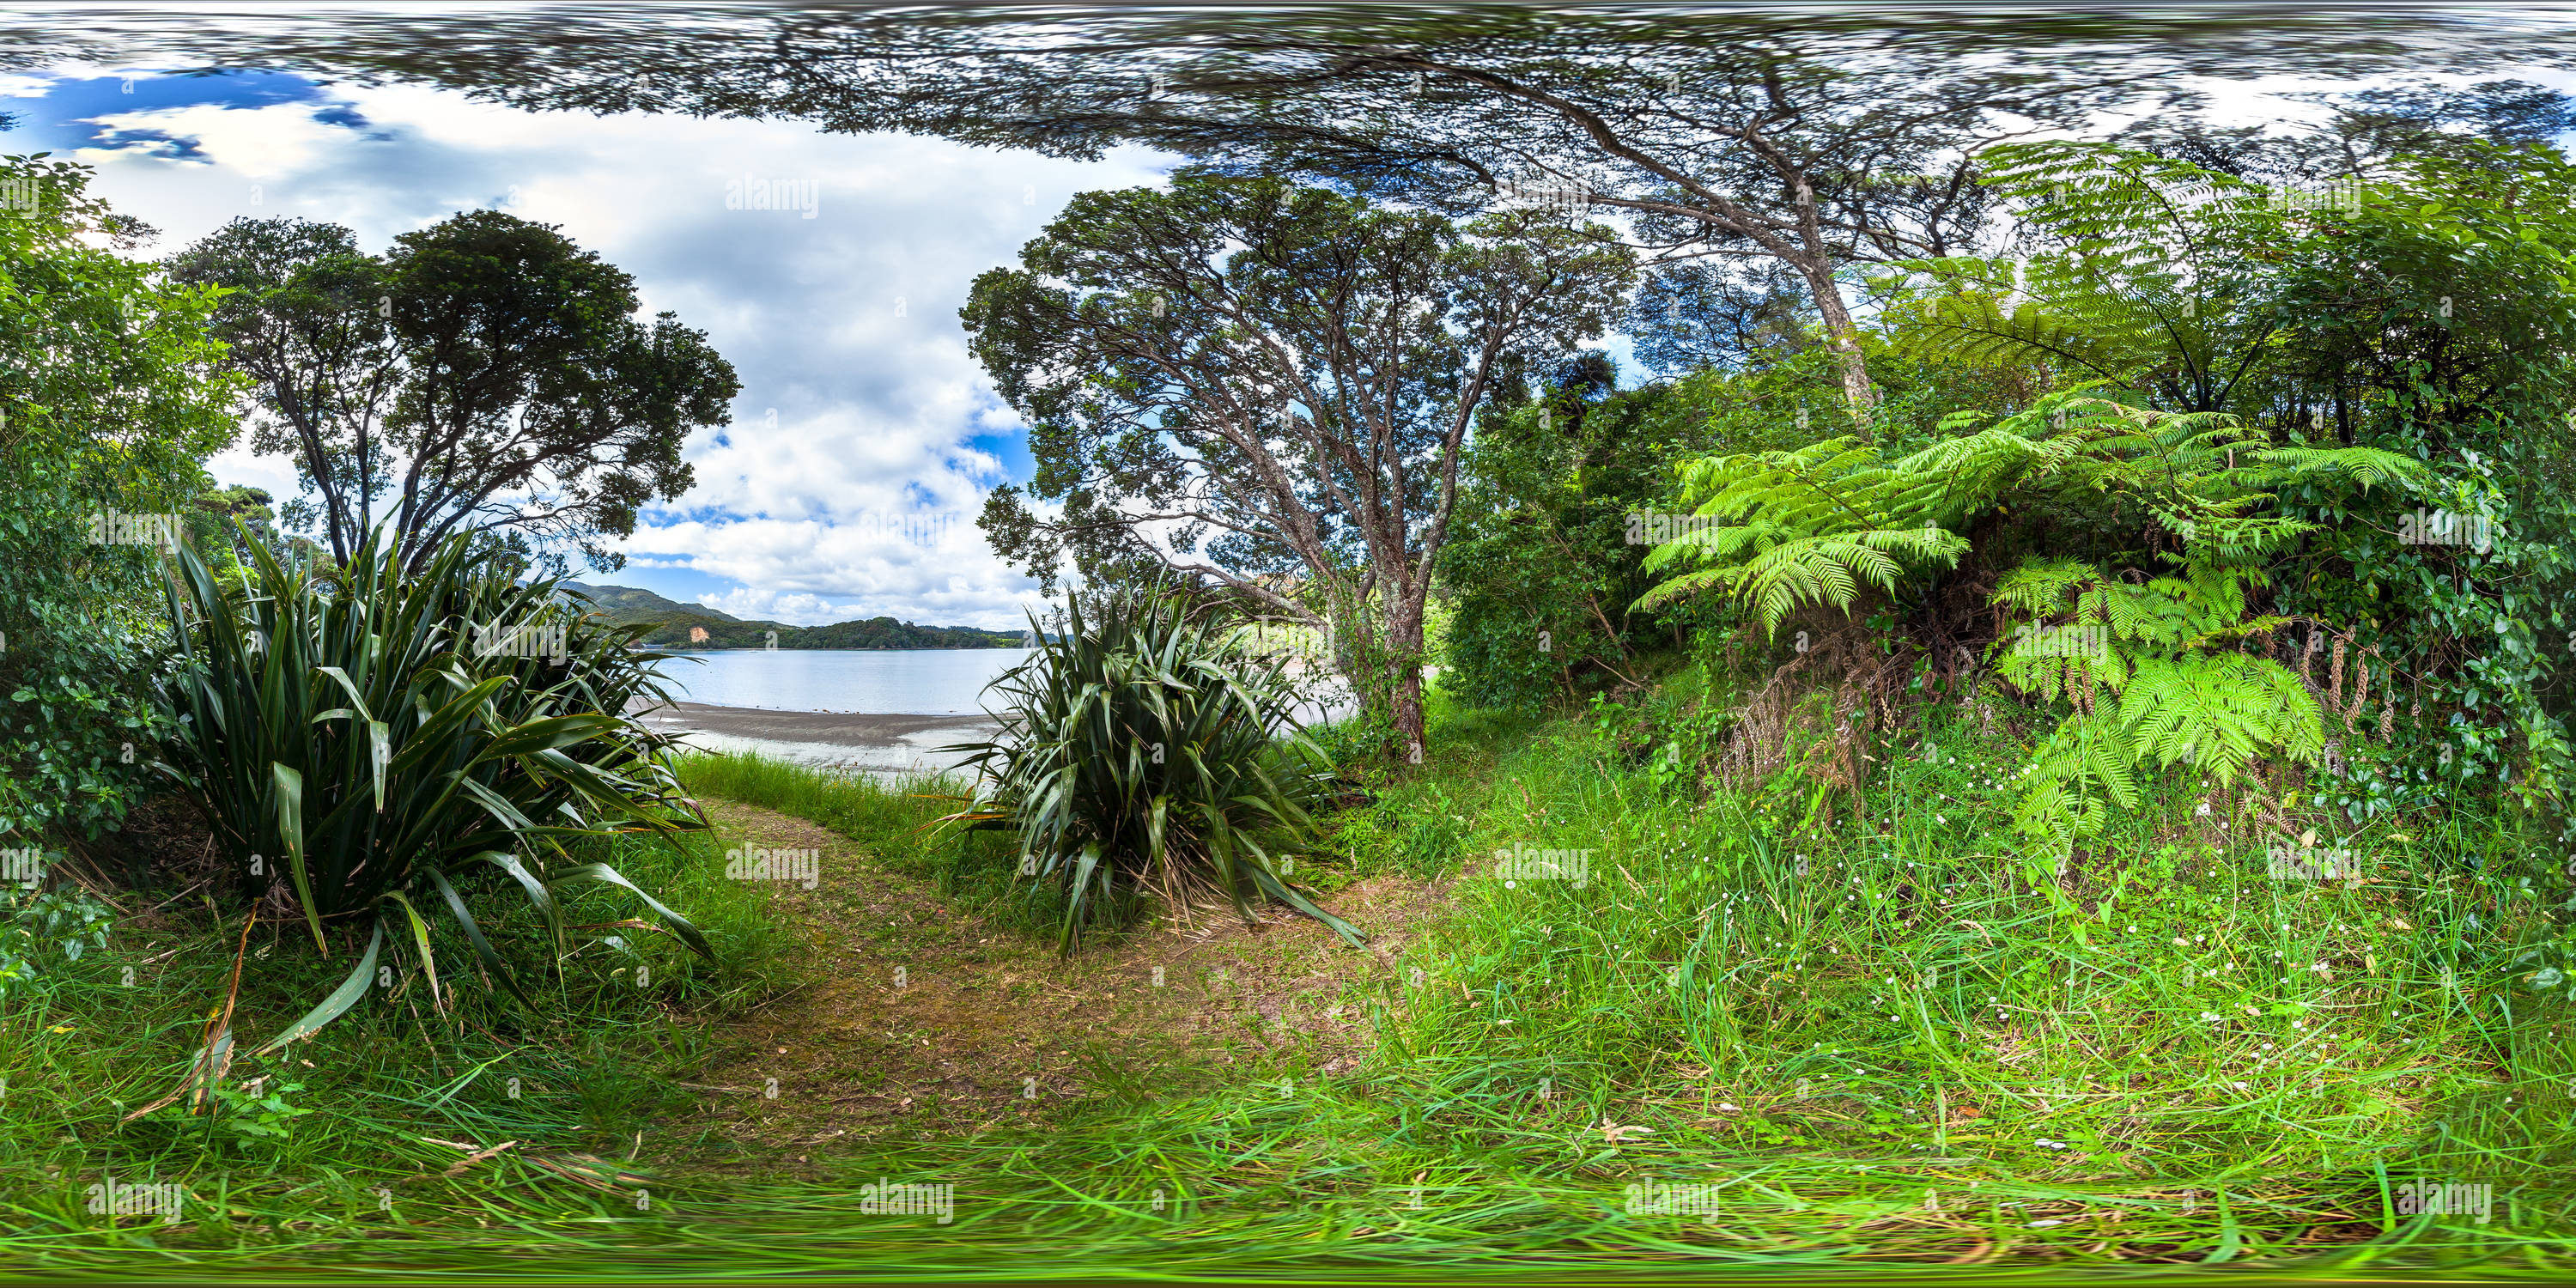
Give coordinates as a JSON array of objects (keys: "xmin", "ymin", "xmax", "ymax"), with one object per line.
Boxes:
[
  {"xmin": 2116, "ymin": 653, "xmax": 2323, "ymax": 785},
  {"xmin": 1709, "ymin": 526, "xmax": 1970, "ymax": 634},
  {"xmin": 1991, "ymin": 557, "xmax": 2099, "ymax": 617},
  {"xmin": 1637, "ymin": 513, "xmax": 1776, "ymax": 574},
  {"xmin": 1629, "ymin": 564, "xmax": 1738, "ymax": 613},
  {"xmin": 2246, "ymin": 447, "xmax": 2435, "ymax": 495},
  {"xmin": 2010, "ymin": 711, "xmax": 2139, "ymax": 854},
  {"xmin": 1891, "ymin": 293, "xmax": 2143, "ymax": 376}
]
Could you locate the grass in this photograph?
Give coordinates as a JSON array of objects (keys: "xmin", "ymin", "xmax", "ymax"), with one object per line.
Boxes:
[
  {"xmin": 668, "ymin": 750, "xmax": 1043, "ymax": 930},
  {"xmin": 2, "ymin": 677, "xmax": 2572, "ymax": 1279},
  {"xmin": 0, "ymin": 823, "xmax": 793, "ymax": 1264}
]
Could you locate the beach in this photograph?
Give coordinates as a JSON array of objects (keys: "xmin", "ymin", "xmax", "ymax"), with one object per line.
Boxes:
[{"xmin": 637, "ymin": 701, "xmax": 1000, "ymax": 778}]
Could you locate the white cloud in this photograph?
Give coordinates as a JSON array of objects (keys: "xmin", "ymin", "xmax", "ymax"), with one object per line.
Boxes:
[
  {"xmin": 75, "ymin": 99, "xmax": 351, "ymax": 177},
  {"xmin": 623, "ymin": 512, "xmax": 1043, "ymax": 628},
  {"xmin": 52, "ymin": 71, "xmax": 1170, "ymax": 627},
  {"xmin": 697, "ymin": 589, "xmax": 868, "ymax": 625}
]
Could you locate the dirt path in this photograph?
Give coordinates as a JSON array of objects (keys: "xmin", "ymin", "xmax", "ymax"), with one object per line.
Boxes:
[{"xmin": 670, "ymin": 799, "xmax": 1454, "ymax": 1163}]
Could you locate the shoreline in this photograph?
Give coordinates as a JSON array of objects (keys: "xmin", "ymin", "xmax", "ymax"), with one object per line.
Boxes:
[
  {"xmin": 646, "ymin": 644, "xmax": 1032, "ymax": 653},
  {"xmin": 636, "ymin": 701, "xmax": 1000, "ymax": 778}
]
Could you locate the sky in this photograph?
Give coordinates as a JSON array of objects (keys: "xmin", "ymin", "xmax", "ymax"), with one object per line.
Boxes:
[{"xmin": 1, "ymin": 64, "xmax": 1175, "ymax": 630}]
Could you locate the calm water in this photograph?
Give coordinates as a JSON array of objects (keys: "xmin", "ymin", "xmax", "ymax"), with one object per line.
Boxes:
[{"xmin": 650, "ymin": 647, "xmax": 1035, "ymax": 715}]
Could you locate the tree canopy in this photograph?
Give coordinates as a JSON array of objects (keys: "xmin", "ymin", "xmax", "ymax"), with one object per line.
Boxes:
[
  {"xmin": 965, "ymin": 168, "xmax": 1633, "ymax": 746},
  {"xmin": 170, "ymin": 210, "xmax": 739, "ymax": 572}
]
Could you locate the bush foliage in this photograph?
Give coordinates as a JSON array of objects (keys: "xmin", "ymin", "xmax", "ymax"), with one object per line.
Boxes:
[
  {"xmin": 151, "ymin": 527, "xmax": 708, "ymax": 1047},
  {"xmin": 940, "ymin": 582, "xmax": 1360, "ymax": 953}
]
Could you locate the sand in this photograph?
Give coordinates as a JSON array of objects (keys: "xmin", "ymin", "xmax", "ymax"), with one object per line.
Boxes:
[{"xmin": 635, "ymin": 702, "xmax": 1000, "ymax": 778}]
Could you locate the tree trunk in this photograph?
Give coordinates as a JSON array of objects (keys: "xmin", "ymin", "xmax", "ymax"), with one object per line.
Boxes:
[
  {"xmin": 1799, "ymin": 258, "xmax": 1881, "ymax": 428},
  {"xmin": 1386, "ymin": 586, "xmax": 1429, "ymax": 759},
  {"xmin": 1325, "ymin": 581, "xmax": 1431, "ymax": 761},
  {"xmin": 1393, "ymin": 665, "xmax": 1426, "ymax": 761}
]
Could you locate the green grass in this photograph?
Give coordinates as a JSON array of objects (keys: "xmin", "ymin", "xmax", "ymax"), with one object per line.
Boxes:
[
  {"xmin": 667, "ymin": 750, "xmax": 1040, "ymax": 927},
  {"xmin": 670, "ymin": 750, "xmax": 962, "ymax": 866},
  {"xmin": 3, "ymin": 687, "xmax": 2573, "ymax": 1279},
  {"xmin": 0, "ymin": 824, "xmax": 795, "ymax": 1266}
]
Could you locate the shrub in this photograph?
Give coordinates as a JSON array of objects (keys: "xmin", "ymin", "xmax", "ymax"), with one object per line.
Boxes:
[
  {"xmin": 150, "ymin": 527, "xmax": 708, "ymax": 1048},
  {"xmin": 940, "ymin": 583, "xmax": 1362, "ymax": 953},
  {"xmin": 0, "ymin": 155, "xmax": 242, "ymax": 846},
  {"xmin": 0, "ymin": 887, "xmax": 114, "ymax": 1005},
  {"xmin": 1637, "ymin": 389, "xmax": 2428, "ymax": 856}
]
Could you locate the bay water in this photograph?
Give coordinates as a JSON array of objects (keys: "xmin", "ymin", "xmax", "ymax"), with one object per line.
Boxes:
[{"xmin": 650, "ymin": 647, "xmax": 1036, "ymax": 715}]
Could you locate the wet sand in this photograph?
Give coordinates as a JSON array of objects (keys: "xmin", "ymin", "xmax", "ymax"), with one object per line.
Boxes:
[{"xmin": 636, "ymin": 701, "xmax": 999, "ymax": 779}]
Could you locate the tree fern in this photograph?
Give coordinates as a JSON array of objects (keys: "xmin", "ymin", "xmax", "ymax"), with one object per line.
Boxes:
[
  {"xmin": 1640, "ymin": 386, "xmax": 2432, "ymax": 862},
  {"xmin": 2012, "ymin": 713, "xmax": 2141, "ymax": 855},
  {"xmin": 1991, "ymin": 557, "xmax": 2097, "ymax": 617},
  {"xmin": 1873, "ymin": 142, "xmax": 2299, "ymax": 415},
  {"xmin": 1638, "ymin": 525, "xmax": 1967, "ymax": 630},
  {"xmin": 2118, "ymin": 653, "xmax": 2324, "ymax": 782}
]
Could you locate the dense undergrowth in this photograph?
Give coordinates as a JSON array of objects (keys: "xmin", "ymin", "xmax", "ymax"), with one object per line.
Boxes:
[
  {"xmin": 3, "ymin": 665, "xmax": 2569, "ymax": 1277},
  {"xmin": 0, "ymin": 826, "xmax": 787, "ymax": 1256}
]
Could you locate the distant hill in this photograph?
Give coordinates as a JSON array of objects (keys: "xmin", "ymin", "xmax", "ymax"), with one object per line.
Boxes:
[
  {"xmin": 560, "ymin": 582, "xmax": 1024, "ymax": 650},
  {"xmin": 561, "ymin": 582, "xmax": 744, "ymax": 624}
]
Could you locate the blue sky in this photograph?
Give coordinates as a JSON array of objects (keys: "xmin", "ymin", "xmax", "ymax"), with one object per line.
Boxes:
[{"xmin": 2, "ymin": 63, "xmax": 1176, "ymax": 629}]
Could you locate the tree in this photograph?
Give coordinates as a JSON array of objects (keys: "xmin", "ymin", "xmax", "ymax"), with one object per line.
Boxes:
[
  {"xmin": 0, "ymin": 153, "xmax": 242, "ymax": 844},
  {"xmin": 1631, "ymin": 261, "xmax": 1814, "ymax": 378},
  {"xmin": 171, "ymin": 211, "xmax": 739, "ymax": 573},
  {"xmin": 1634, "ymin": 390, "xmax": 2426, "ymax": 854},
  {"xmin": 1874, "ymin": 142, "xmax": 2296, "ymax": 417},
  {"xmin": 186, "ymin": 483, "xmax": 283, "ymax": 570},
  {"xmin": 166, "ymin": 217, "xmax": 397, "ymax": 566},
  {"xmin": 87, "ymin": 9, "xmax": 2573, "ymax": 422},
  {"xmin": 2115, "ymin": 78, "xmax": 2576, "ymax": 183},
  {"xmin": 2252, "ymin": 144, "xmax": 2576, "ymax": 808},
  {"xmin": 1439, "ymin": 373, "xmax": 1684, "ymax": 713},
  {"xmin": 1709, "ymin": 138, "xmax": 2576, "ymax": 813},
  {"xmin": 880, "ymin": 31, "xmax": 2109, "ymax": 425},
  {"xmin": 964, "ymin": 170, "xmax": 1634, "ymax": 751}
]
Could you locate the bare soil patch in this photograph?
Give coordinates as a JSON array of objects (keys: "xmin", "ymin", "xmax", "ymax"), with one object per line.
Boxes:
[{"xmin": 670, "ymin": 799, "xmax": 1453, "ymax": 1167}]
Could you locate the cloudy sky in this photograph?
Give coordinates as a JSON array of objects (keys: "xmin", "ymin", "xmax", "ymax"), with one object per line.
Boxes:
[{"xmin": 2, "ymin": 64, "xmax": 1173, "ymax": 629}]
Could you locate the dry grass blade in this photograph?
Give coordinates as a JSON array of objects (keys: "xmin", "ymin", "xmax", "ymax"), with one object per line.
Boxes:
[
  {"xmin": 523, "ymin": 1153, "xmax": 652, "ymax": 1192},
  {"xmin": 439, "ymin": 1139, "xmax": 519, "ymax": 1177},
  {"xmin": 122, "ymin": 905, "xmax": 256, "ymax": 1124}
]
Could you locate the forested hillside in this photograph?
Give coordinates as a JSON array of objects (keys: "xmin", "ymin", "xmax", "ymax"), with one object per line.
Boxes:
[{"xmin": 562, "ymin": 582, "xmax": 1024, "ymax": 649}]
